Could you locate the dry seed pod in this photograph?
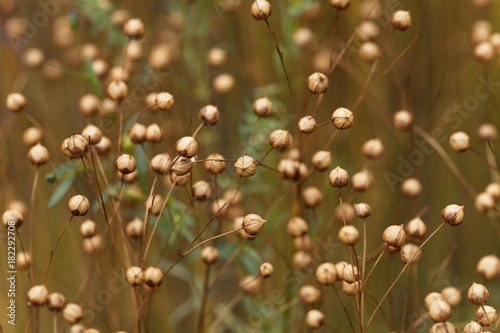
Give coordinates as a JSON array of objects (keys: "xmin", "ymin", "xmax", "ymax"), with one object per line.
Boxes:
[
  {"xmin": 269, "ymin": 130, "xmax": 292, "ymax": 150},
  {"xmin": 360, "ymin": 42, "xmax": 381, "ymax": 63},
  {"xmin": 144, "ymin": 266, "xmax": 163, "ymax": 287},
  {"xmin": 146, "ymin": 195, "xmax": 164, "ymax": 215},
  {"xmin": 67, "ymin": 135, "xmax": 89, "ymax": 158},
  {"xmin": 382, "ymin": 225, "xmax": 405, "ymax": 248},
  {"xmin": 334, "ymin": 203, "xmax": 356, "ymax": 223},
  {"xmin": 293, "ymin": 251, "xmax": 313, "ymax": 270},
  {"xmin": 28, "ymin": 285, "xmax": 49, "ymax": 306},
  {"xmin": 441, "ymin": 286, "xmax": 461, "ymax": 308},
  {"xmin": 331, "ymin": 107, "xmax": 354, "ymax": 130},
  {"xmin": 192, "ymin": 181, "xmax": 212, "ymax": 201},
  {"xmin": 305, "ymin": 309, "xmax": 325, "ymax": 329},
  {"xmin": 294, "ymin": 234, "xmax": 312, "ymax": 251},
  {"xmin": 17, "ymin": 252, "xmax": 32, "ymax": 269},
  {"xmin": 242, "ymin": 213, "xmax": 266, "ymax": 236},
  {"xmin": 201, "ymin": 246, "xmax": 219, "ymax": 264},
  {"xmin": 207, "ymin": 47, "xmax": 227, "ymax": 67},
  {"xmin": 63, "ymin": 303, "xmax": 83, "ymax": 323},
  {"xmin": 107, "ymin": 80, "xmax": 128, "ymax": 101},
  {"xmin": 468, "ymin": 282, "xmax": 489, "ymax": 305},
  {"xmin": 278, "ymin": 159, "xmax": 300, "ymax": 179},
  {"xmin": 338, "ymin": 225, "xmax": 360, "ymax": 245},
  {"xmin": 234, "ymin": 216, "xmax": 255, "ymax": 239},
  {"xmin": 312, "ymin": 150, "xmax": 331, "ymax": 171},
  {"xmin": 123, "ymin": 18, "xmax": 145, "ymax": 39},
  {"xmin": 428, "ymin": 298, "xmax": 452, "ymax": 322},
  {"xmin": 82, "ymin": 125, "xmax": 102, "ymax": 145},
  {"xmin": 358, "ymin": 21, "xmax": 380, "ymax": 41},
  {"xmin": 119, "ymin": 169, "xmax": 139, "ymax": 183},
  {"xmin": 235, "ymin": 155, "xmax": 257, "ymax": 177},
  {"xmin": 28, "ymin": 143, "xmax": 49, "ymax": 165},
  {"xmin": 330, "ymin": 0, "xmax": 350, "ymax": 10},
  {"xmin": 145, "ymin": 123, "xmax": 163, "ymax": 142},
  {"xmin": 108, "ymin": 66, "xmax": 130, "ymax": 82},
  {"xmin": 69, "ymin": 324, "xmax": 85, "ymax": 333},
  {"xmin": 463, "ymin": 321, "xmax": 483, "ymax": 333},
  {"xmin": 400, "ymin": 243, "xmax": 422, "ymax": 263},
  {"xmin": 405, "ymin": 217, "xmax": 427, "ymax": 243},
  {"xmin": 477, "ymin": 255, "xmax": 500, "ymax": 281},
  {"xmin": 354, "ymin": 203, "xmax": 371, "ymax": 218},
  {"xmin": 47, "ymin": 292, "xmax": 66, "ymax": 312},
  {"xmin": 23, "ymin": 127, "xmax": 43, "ymax": 146},
  {"xmin": 442, "ymin": 204, "xmax": 464, "ymax": 226},
  {"xmin": 351, "ymin": 170, "xmax": 373, "ymax": 191},
  {"xmin": 259, "ymin": 262, "xmax": 274, "ymax": 278},
  {"xmin": 126, "ymin": 218, "xmax": 144, "ymax": 239},
  {"xmin": 315, "ymin": 263, "xmax": 337, "ymax": 285},
  {"xmin": 476, "ymin": 305, "xmax": 497, "ymax": 326},
  {"xmin": 302, "ymin": 186, "xmax": 323, "ymax": 208},
  {"xmin": 23, "ymin": 47, "xmax": 45, "ymax": 68},
  {"xmin": 298, "ymin": 116, "xmax": 317, "ymax": 134},
  {"xmin": 449, "ymin": 131, "xmax": 470, "ymax": 152},
  {"xmin": 151, "ymin": 153, "xmax": 172, "ymax": 174},
  {"xmin": 342, "ymin": 281, "xmax": 360, "ymax": 295},
  {"xmin": 80, "ymin": 220, "xmax": 97, "ymax": 238},
  {"xmin": 253, "ymin": 97, "xmax": 273, "ymax": 117},
  {"xmin": 293, "ymin": 27, "xmax": 314, "ymax": 48},
  {"xmin": 239, "ymin": 276, "xmax": 261, "ymax": 295},
  {"xmin": 204, "ymin": 153, "xmax": 226, "ymax": 174},
  {"xmin": 68, "ymin": 195, "xmax": 89, "ymax": 216},
  {"xmin": 475, "ymin": 192, "xmax": 495, "ymax": 213},
  {"xmin": 95, "ymin": 136, "xmax": 111, "ymax": 155},
  {"xmin": 83, "ymin": 235, "xmax": 104, "ymax": 254},
  {"xmin": 485, "ymin": 183, "xmax": 500, "ymax": 200},
  {"xmin": 391, "ymin": 10, "xmax": 411, "ymax": 31},
  {"xmin": 299, "ymin": 285, "xmax": 321, "ymax": 304},
  {"xmin": 91, "ymin": 58, "xmax": 109, "ymax": 78},
  {"xmin": 362, "ymin": 138, "xmax": 384, "ymax": 160},
  {"xmin": 393, "ymin": 110, "xmax": 414, "ymax": 130},
  {"xmin": 335, "ymin": 261, "xmax": 348, "ymax": 281},
  {"xmin": 213, "ymin": 73, "xmax": 234, "ymax": 94},
  {"xmin": 329, "ymin": 166, "xmax": 349, "ymax": 188},
  {"xmin": 401, "ymin": 178, "xmax": 422, "ymax": 198},
  {"xmin": 116, "ymin": 154, "xmax": 136, "ymax": 174},
  {"xmin": 155, "ymin": 92, "xmax": 174, "ymax": 110},
  {"xmin": 8, "ymin": 200, "xmax": 27, "ymax": 216},
  {"xmin": 199, "ymin": 105, "xmax": 220, "ymax": 125},
  {"xmin": 287, "ymin": 217, "xmax": 308, "ymax": 237},
  {"xmin": 176, "ymin": 136, "xmax": 198, "ymax": 157},
  {"xmin": 171, "ymin": 172, "xmax": 191, "ymax": 187},
  {"xmin": 306, "ymin": 72, "xmax": 328, "ymax": 94},
  {"xmin": 126, "ymin": 266, "xmax": 144, "ymax": 286},
  {"xmin": 478, "ymin": 123, "xmax": 497, "ymax": 141},
  {"xmin": 6, "ymin": 93, "xmax": 26, "ymax": 112},
  {"xmin": 343, "ymin": 264, "xmax": 360, "ymax": 283},
  {"xmin": 171, "ymin": 157, "xmax": 192, "ymax": 176},
  {"xmin": 251, "ymin": 0, "xmax": 272, "ymax": 20},
  {"xmin": 430, "ymin": 322, "xmax": 457, "ymax": 333},
  {"xmin": 474, "ymin": 42, "xmax": 495, "ymax": 62},
  {"xmin": 425, "ymin": 292, "xmax": 444, "ymax": 309}
]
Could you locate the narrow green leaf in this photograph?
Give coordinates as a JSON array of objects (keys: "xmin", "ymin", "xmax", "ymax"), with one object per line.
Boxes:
[{"xmin": 47, "ymin": 173, "xmax": 77, "ymax": 208}]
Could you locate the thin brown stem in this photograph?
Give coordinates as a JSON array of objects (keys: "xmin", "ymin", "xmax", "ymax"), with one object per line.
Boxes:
[
  {"xmin": 43, "ymin": 214, "xmax": 75, "ymax": 284},
  {"xmin": 27, "ymin": 166, "xmax": 39, "ymax": 282},
  {"xmin": 332, "ymin": 285, "xmax": 356, "ymax": 333}
]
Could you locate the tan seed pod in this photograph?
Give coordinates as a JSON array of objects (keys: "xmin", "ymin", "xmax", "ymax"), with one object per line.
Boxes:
[
  {"xmin": 401, "ymin": 178, "xmax": 422, "ymax": 198},
  {"xmin": 213, "ymin": 73, "xmax": 235, "ymax": 94},
  {"xmin": 123, "ymin": 18, "xmax": 145, "ymax": 39},
  {"xmin": 441, "ymin": 286, "xmax": 461, "ymax": 308},
  {"xmin": 362, "ymin": 138, "xmax": 384, "ymax": 160},
  {"xmin": 354, "ymin": 203, "xmax": 371, "ymax": 218},
  {"xmin": 207, "ymin": 47, "xmax": 227, "ymax": 67},
  {"xmin": 155, "ymin": 92, "xmax": 174, "ymax": 110},
  {"xmin": 343, "ymin": 264, "xmax": 360, "ymax": 283},
  {"xmin": 302, "ymin": 186, "xmax": 323, "ymax": 208},
  {"xmin": 27, "ymin": 285, "xmax": 49, "ymax": 306},
  {"xmin": 107, "ymin": 80, "xmax": 128, "ymax": 101},
  {"xmin": 47, "ymin": 292, "xmax": 66, "ymax": 312},
  {"xmin": 477, "ymin": 254, "xmax": 500, "ymax": 281},
  {"xmin": 463, "ymin": 321, "xmax": 483, "ymax": 333},
  {"xmin": 305, "ymin": 309, "xmax": 325, "ymax": 328},
  {"xmin": 468, "ymin": 282, "xmax": 489, "ymax": 305},
  {"xmin": 199, "ymin": 105, "xmax": 220, "ymax": 125},
  {"xmin": 293, "ymin": 234, "xmax": 312, "ymax": 251},
  {"xmin": 449, "ymin": 131, "xmax": 470, "ymax": 152},
  {"xmin": 235, "ymin": 155, "xmax": 257, "ymax": 177},
  {"xmin": 126, "ymin": 266, "xmax": 145, "ymax": 286},
  {"xmin": 428, "ymin": 298, "xmax": 452, "ymax": 322},
  {"xmin": 334, "ymin": 203, "xmax": 356, "ymax": 223},
  {"xmin": 239, "ymin": 275, "xmax": 261, "ymax": 295},
  {"xmin": 351, "ymin": 170, "xmax": 373, "ymax": 191},
  {"xmin": 342, "ymin": 281, "xmax": 360, "ymax": 295},
  {"xmin": 485, "ymin": 183, "xmax": 500, "ymax": 200},
  {"xmin": 293, "ymin": 27, "xmax": 314, "ymax": 48},
  {"xmin": 234, "ymin": 216, "xmax": 255, "ymax": 239},
  {"xmin": 331, "ymin": 107, "xmax": 354, "ymax": 130},
  {"xmin": 145, "ymin": 93, "xmax": 158, "ymax": 110},
  {"xmin": 81, "ymin": 43, "xmax": 99, "ymax": 60},
  {"xmin": 299, "ymin": 285, "xmax": 321, "ymax": 304},
  {"xmin": 277, "ymin": 159, "xmax": 299, "ymax": 179},
  {"xmin": 393, "ymin": 110, "xmax": 414, "ymax": 130},
  {"xmin": 335, "ymin": 261, "xmax": 348, "ymax": 281},
  {"xmin": 400, "ymin": 243, "xmax": 422, "ymax": 263},
  {"xmin": 118, "ymin": 169, "xmax": 139, "ymax": 183},
  {"xmin": 84, "ymin": 329, "xmax": 101, "ymax": 333},
  {"xmin": 391, "ymin": 10, "xmax": 411, "ymax": 31},
  {"xmin": 358, "ymin": 21, "xmax": 380, "ymax": 42},
  {"xmin": 287, "ymin": 217, "xmax": 308, "ymax": 237},
  {"xmin": 360, "ymin": 42, "xmax": 381, "ymax": 63},
  {"xmin": 442, "ymin": 204, "xmax": 464, "ymax": 226},
  {"xmin": 204, "ymin": 153, "xmax": 226, "ymax": 175},
  {"xmin": 68, "ymin": 195, "xmax": 89, "ymax": 216},
  {"xmin": 17, "ymin": 251, "xmax": 32, "ymax": 269},
  {"xmin": 116, "ymin": 154, "xmax": 136, "ymax": 174},
  {"xmin": 312, "ymin": 150, "xmax": 331, "ymax": 171},
  {"xmin": 145, "ymin": 123, "xmax": 163, "ymax": 143},
  {"xmin": 293, "ymin": 251, "xmax": 313, "ymax": 270},
  {"xmin": 251, "ymin": 0, "xmax": 272, "ymax": 20},
  {"xmin": 477, "ymin": 123, "xmax": 497, "ymax": 141},
  {"xmin": 176, "ymin": 136, "xmax": 198, "ymax": 157},
  {"xmin": 67, "ymin": 135, "xmax": 89, "ymax": 158},
  {"xmin": 252, "ymin": 97, "xmax": 273, "ymax": 117},
  {"xmin": 95, "ymin": 136, "xmax": 112, "ymax": 155},
  {"xmin": 259, "ymin": 262, "xmax": 274, "ymax": 278},
  {"xmin": 83, "ymin": 235, "xmax": 104, "ymax": 255},
  {"xmin": 63, "ymin": 303, "xmax": 83, "ymax": 323},
  {"xmin": 329, "ymin": 166, "xmax": 349, "ymax": 188},
  {"xmin": 6, "ymin": 92, "xmax": 26, "ymax": 112},
  {"xmin": 80, "ymin": 220, "xmax": 97, "ymax": 238},
  {"xmin": 405, "ymin": 217, "xmax": 427, "ymax": 243},
  {"xmin": 23, "ymin": 47, "xmax": 45, "ymax": 68},
  {"xmin": 338, "ymin": 224, "xmax": 360, "ymax": 245},
  {"xmin": 23, "ymin": 127, "xmax": 43, "ymax": 146},
  {"xmin": 126, "ymin": 218, "xmax": 144, "ymax": 239},
  {"xmin": 91, "ymin": 58, "xmax": 109, "ymax": 78},
  {"xmin": 476, "ymin": 305, "xmax": 497, "ymax": 326},
  {"xmin": 171, "ymin": 157, "xmax": 192, "ymax": 176},
  {"xmin": 108, "ymin": 66, "xmax": 130, "ymax": 82},
  {"xmin": 69, "ymin": 324, "xmax": 85, "ymax": 333},
  {"xmin": 201, "ymin": 246, "xmax": 219, "ymax": 264},
  {"xmin": 425, "ymin": 292, "xmax": 444, "ymax": 309},
  {"xmin": 151, "ymin": 153, "xmax": 172, "ymax": 174},
  {"xmin": 474, "ymin": 42, "xmax": 495, "ymax": 62},
  {"xmin": 430, "ymin": 322, "xmax": 457, "ymax": 333},
  {"xmin": 144, "ymin": 266, "xmax": 163, "ymax": 287},
  {"xmin": 269, "ymin": 129, "xmax": 292, "ymax": 150},
  {"xmin": 28, "ymin": 143, "xmax": 49, "ymax": 165},
  {"xmin": 148, "ymin": 43, "xmax": 173, "ymax": 70},
  {"xmin": 475, "ymin": 192, "xmax": 495, "ymax": 213},
  {"xmin": 330, "ymin": 0, "xmax": 350, "ymax": 9},
  {"xmin": 242, "ymin": 213, "xmax": 266, "ymax": 236},
  {"xmin": 298, "ymin": 116, "xmax": 317, "ymax": 134},
  {"xmin": 192, "ymin": 181, "xmax": 212, "ymax": 201},
  {"xmin": 306, "ymin": 72, "xmax": 328, "ymax": 94},
  {"xmin": 82, "ymin": 125, "xmax": 102, "ymax": 145},
  {"xmin": 145, "ymin": 195, "xmax": 165, "ymax": 215},
  {"xmin": 315, "ymin": 262, "xmax": 337, "ymax": 285},
  {"xmin": 382, "ymin": 225, "xmax": 405, "ymax": 248}
]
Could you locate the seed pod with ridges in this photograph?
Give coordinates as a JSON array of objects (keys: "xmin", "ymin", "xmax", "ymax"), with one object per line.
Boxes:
[
  {"xmin": 151, "ymin": 153, "xmax": 172, "ymax": 174},
  {"xmin": 428, "ymin": 298, "xmax": 452, "ymax": 322},
  {"xmin": 468, "ymin": 282, "xmax": 489, "ymax": 305},
  {"xmin": 145, "ymin": 195, "xmax": 164, "ymax": 215},
  {"xmin": 425, "ymin": 292, "xmax": 443, "ymax": 309},
  {"xmin": 95, "ymin": 136, "xmax": 111, "ymax": 155},
  {"xmin": 47, "ymin": 292, "xmax": 66, "ymax": 311},
  {"xmin": 67, "ymin": 135, "xmax": 89, "ymax": 158},
  {"xmin": 306, "ymin": 309, "xmax": 325, "ymax": 328},
  {"xmin": 155, "ymin": 92, "xmax": 174, "ymax": 110},
  {"xmin": 192, "ymin": 181, "xmax": 212, "ymax": 201},
  {"xmin": 338, "ymin": 225, "xmax": 360, "ymax": 245},
  {"xmin": 400, "ymin": 243, "xmax": 422, "ymax": 263},
  {"xmin": 145, "ymin": 123, "xmax": 163, "ymax": 142},
  {"xmin": 28, "ymin": 143, "xmax": 49, "ymax": 165},
  {"xmin": 126, "ymin": 266, "xmax": 144, "ymax": 286},
  {"xmin": 329, "ymin": 166, "xmax": 349, "ymax": 188},
  {"xmin": 278, "ymin": 159, "xmax": 299, "ymax": 179},
  {"xmin": 476, "ymin": 305, "xmax": 497, "ymax": 326},
  {"xmin": 299, "ymin": 285, "xmax": 321, "ymax": 304},
  {"xmin": 298, "ymin": 116, "xmax": 317, "ymax": 134},
  {"xmin": 394, "ymin": 110, "xmax": 414, "ymax": 130},
  {"xmin": 242, "ymin": 213, "xmax": 266, "ymax": 236},
  {"xmin": 171, "ymin": 171, "xmax": 191, "ymax": 187},
  {"xmin": 23, "ymin": 127, "xmax": 43, "ymax": 146},
  {"xmin": 478, "ymin": 123, "xmax": 497, "ymax": 141},
  {"xmin": 107, "ymin": 80, "xmax": 128, "ymax": 101},
  {"xmin": 269, "ymin": 129, "xmax": 292, "ymax": 150},
  {"xmin": 312, "ymin": 150, "xmax": 331, "ymax": 171},
  {"xmin": 251, "ymin": 0, "xmax": 272, "ymax": 20},
  {"xmin": 83, "ymin": 235, "xmax": 104, "ymax": 255},
  {"xmin": 331, "ymin": 107, "xmax": 354, "ymax": 129},
  {"xmin": 199, "ymin": 105, "xmax": 219, "ymax": 125},
  {"xmin": 176, "ymin": 136, "xmax": 198, "ymax": 157},
  {"xmin": 63, "ymin": 303, "xmax": 83, "ymax": 323},
  {"xmin": 391, "ymin": 10, "xmax": 411, "ymax": 31},
  {"xmin": 144, "ymin": 266, "xmax": 163, "ymax": 287},
  {"xmin": 351, "ymin": 170, "xmax": 373, "ymax": 191},
  {"xmin": 335, "ymin": 261, "xmax": 348, "ymax": 281},
  {"xmin": 293, "ymin": 251, "xmax": 313, "ymax": 270},
  {"xmin": 354, "ymin": 203, "xmax": 371, "ymax": 218},
  {"xmin": 477, "ymin": 254, "xmax": 500, "ymax": 281},
  {"xmin": 68, "ymin": 195, "xmax": 89, "ymax": 216},
  {"xmin": 401, "ymin": 178, "xmax": 422, "ymax": 198},
  {"xmin": 252, "ymin": 97, "xmax": 273, "ymax": 117},
  {"xmin": 463, "ymin": 321, "xmax": 483, "ymax": 333},
  {"xmin": 343, "ymin": 264, "xmax": 360, "ymax": 283},
  {"xmin": 362, "ymin": 138, "xmax": 384, "ymax": 160},
  {"xmin": 441, "ymin": 286, "xmax": 461, "ymax": 308},
  {"xmin": 204, "ymin": 153, "xmax": 226, "ymax": 174},
  {"xmin": 259, "ymin": 262, "xmax": 273, "ymax": 278},
  {"xmin": 342, "ymin": 281, "xmax": 360, "ymax": 295},
  {"xmin": 128, "ymin": 123, "xmax": 146, "ymax": 144},
  {"xmin": 82, "ymin": 125, "xmax": 102, "ymax": 145},
  {"xmin": 123, "ymin": 18, "xmax": 144, "ymax": 39},
  {"xmin": 307, "ymin": 72, "xmax": 328, "ymax": 94},
  {"xmin": 126, "ymin": 218, "xmax": 143, "ymax": 239},
  {"xmin": 239, "ymin": 275, "xmax": 261, "ymax": 295},
  {"xmin": 171, "ymin": 156, "xmax": 192, "ymax": 176},
  {"xmin": 450, "ymin": 131, "xmax": 470, "ymax": 152},
  {"xmin": 201, "ymin": 246, "xmax": 219, "ymax": 264},
  {"xmin": 287, "ymin": 217, "xmax": 308, "ymax": 237},
  {"xmin": 405, "ymin": 217, "xmax": 427, "ymax": 243},
  {"xmin": 302, "ymin": 186, "xmax": 322, "ymax": 208},
  {"xmin": 6, "ymin": 92, "xmax": 26, "ymax": 112},
  {"xmin": 28, "ymin": 285, "xmax": 49, "ymax": 306},
  {"xmin": 430, "ymin": 322, "xmax": 457, "ymax": 333},
  {"xmin": 442, "ymin": 204, "xmax": 464, "ymax": 226},
  {"xmin": 475, "ymin": 192, "xmax": 495, "ymax": 213},
  {"xmin": 116, "ymin": 154, "xmax": 136, "ymax": 174},
  {"xmin": 235, "ymin": 155, "xmax": 257, "ymax": 177},
  {"xmin": 17, "ymin": 252, "xmax": 32, "ymax": 269},
  {"xmin": 485, "ymin": 183, "xmax": 500, "ymax": 200},
  {"xmin": 315, "ymin": 262, "xmax": 337, "ymax": 285},
  {"xmin": 80, "ymin": 220, "xmax": 97, "ymax": 238},
  {"xmin": 382, "ymin": 225, "xmax": 405, "ymax": 247}
]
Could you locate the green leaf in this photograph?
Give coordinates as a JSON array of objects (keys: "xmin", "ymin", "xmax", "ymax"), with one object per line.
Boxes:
[{"xmin": 47, "ymin": 173, "xmax": 77, "ymax": 208}]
